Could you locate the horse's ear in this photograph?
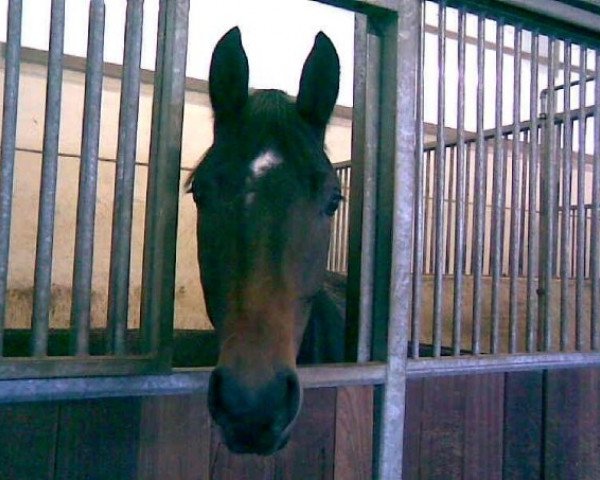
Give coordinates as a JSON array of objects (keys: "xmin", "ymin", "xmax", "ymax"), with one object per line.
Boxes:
[
  {"xmin": 296, "ymin": 32, "xmax": 340, "ymax": 133},
  {"xmin": 209, "ymin": 27, "xmax": 249, "ymax": 121}
]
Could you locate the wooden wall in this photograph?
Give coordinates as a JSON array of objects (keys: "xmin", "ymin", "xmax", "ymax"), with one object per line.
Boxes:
[{"xmin": 1, "ymin": 368, "xmax": 599, "ymax": 479}]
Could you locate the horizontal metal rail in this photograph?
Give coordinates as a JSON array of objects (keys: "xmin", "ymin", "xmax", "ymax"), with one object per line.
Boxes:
[{"xmin": 3, "ymin": 351, "xmax": 600, "ymax": 403}]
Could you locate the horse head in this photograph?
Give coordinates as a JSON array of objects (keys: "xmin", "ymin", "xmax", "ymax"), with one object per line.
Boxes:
[{"xmin": 188, "ymin": 27, "xmax": 340, "ymax": 455}]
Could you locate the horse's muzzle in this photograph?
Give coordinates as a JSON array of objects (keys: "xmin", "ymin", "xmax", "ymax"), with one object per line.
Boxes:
[{"xmin": 208, "ymin": 366, "xmax": 302, "ymax": 455}]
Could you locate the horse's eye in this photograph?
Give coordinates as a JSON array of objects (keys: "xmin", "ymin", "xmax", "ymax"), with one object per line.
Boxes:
[{"xmin": 324, "ymin": 191, "xmax": 343, "ymax": 216}]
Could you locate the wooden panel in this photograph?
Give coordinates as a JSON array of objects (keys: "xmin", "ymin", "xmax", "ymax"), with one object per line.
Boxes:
[
  {"xmin": 0, "ymin": 402, "xmax": 59, "ymax": 480},
  {"xmin": 334, "ymin": 385, "xmax": 373, "ymax": 480},
  {"xmin": 463, "ymin": 373, "xmax": 504, "ymax": 480},
  {"xmin": 54, "ymin": 398, "xmax": 141, "ymax": 480},
  {"xmin": 503, "ymin": 371, "xmax": 543, "ymax": 479},
  {"xmin": 418, "ymin": 375, "xmax": 467, "ymax": 479},
  {"xmin": 210, "ymin": 387, "xmax": 337, "ymax": 479},
  {"xmin": 137, "ymin": 393, "xmax": 211, "ymax": 480},
  {"xmin": 545, "ymin": 367, "xmax": 600, "ymax": 480},
  {"xmin": 403, "ymin": 378, "xmax": 424, "ymax": 480}
]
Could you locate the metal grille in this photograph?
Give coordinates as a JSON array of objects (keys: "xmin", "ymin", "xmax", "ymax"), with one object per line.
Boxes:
[
  {"xmin": 327, "ymin": 161, "xmax": 351, "ymax": 273},
  {"xmin": 407, "ymin": 1, "xmax": 600, "ymax": 357},
  {"xmin": 0, "ymin": 0, "xmax": 189, "ymax": 379}
]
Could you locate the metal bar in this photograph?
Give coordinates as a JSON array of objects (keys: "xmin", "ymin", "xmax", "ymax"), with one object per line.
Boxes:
[
  {"xmin": 377, "ymin": 1, "xmax": 418, "ymax": 476},
  {"xmin": 472, "ymin": 15, "xmax": 486, "ymax": 355},
  {"xmin": 31, "ymin": 0, "xmax": 65, "ymax": 358},
  {"xmin": 411, "ymin": 0, "xmax": 425, "ymax": 359},
  {"xmin": 452, "ymin": 8, "xmax": 466, "ymax": 357},
  {"xmin": 0, "ymin": 355, "xmax": 158, "ymax": 381},
  {"xmin": 407, "ymin": 351, "xmax": 600, "ymax": 377},
  {"xmin": 490, "ymin": 21, "xmax": 505, "ymax": 354},
  {"xmin": 107, "ymin": 0, "xmax": 144, "ymax": 355},
  {"xmin": 357, "ymin": 24, "xmax": 380, "ymax": 363},
  {"xmin": 560, "ymin": 42, "xmax": 573, "ymax": 351},
  {"xmin": 577, "ymin": 77, "xmax": 589, "ymax": 349},
  {"xmin": 445, "ymin": 147, "xmax": 455, "ymax": 274},
  {"xmin": 140, "ymin": 0, "xmax": 189, "ymax": 359},
  {"xmin": 519, "ymin": 128, "xmax": 530, "ymax": 276},
  {"xmin": 526, "ymin": 33, "xmax": 540, "ymax": 353},
  {"xmin": 509, "ymin": 27, "xmax": 523, "ymax": 354},
  {"xmin": 69, "ymin": 0, "xmax": 105, "ymax": 356},
  {"xmin": 314, "ymin": 0, "xmax": 401, "ymax": 15},
  {"xmin": 0, "ymin": 0, "xmax": 22, "ymax": 356},
  {"xmin": 345, "ymin": 14, "xmax": 368, "ymax": 361},
  {"xmin": 0, "ymin": 363, "xmax": 389, "ymax": 404},
  {"xmin": 539, "ymin": 38, "xmax": 558, "ymax": 352},
  {"xmin": 424, "ymin": 103, "xmax": 597, "ymax": 152},
  {"xmin": 5, "ymin": 348, "xmax": 600, "ymax": 404},
  {"xmin": 432, "ymin": 1, "xmax": 446, "ymax": 357},
  {"xmin": 592, "ymin": 49, "xmax": 600, "ymax": 351},
  {"xmin": 425, "ymin": 151, "xmax": 434, "ymax": 274}
]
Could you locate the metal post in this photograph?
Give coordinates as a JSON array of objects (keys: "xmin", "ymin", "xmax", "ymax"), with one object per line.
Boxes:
[
  {"xmin": 140, "ymin": 0, "xmax": 189, "ymax": 361},
  {"xmin": 509, "ymin": 27, "xmax": 523, "ymax": 353},
  {"xmin": 433, "ymin": 1, "xmax": 447, "ymax": 357},
  {"xmin": 0, "ymin": 0, "xmax": 22, "ymax": 356},
  {"xmin": 490, "ymin": 22, "xmax": 505, "ymax": 354},
  {"xmin": 472, "ymin": 14, "xmax": 487, "ymax": 355},
  {"xmin": 69, "ymin": 0, "xmax": 105, "ymax": 356},
  {"xmin": 107, "ymin": 0, "xmax": 144, "ymax": 355},
  {"xmin": 31, "ymin": 0, "xmax": 65, "ymax": 357},
  {"xmin": 377, "ymin": 0, "xmax": 419, "ymax": 477}
]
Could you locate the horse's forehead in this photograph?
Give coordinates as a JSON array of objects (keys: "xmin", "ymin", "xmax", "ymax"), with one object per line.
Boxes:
[{"xmin": 249, "ymin": 150, "xmax": 282, "ymax": 180}]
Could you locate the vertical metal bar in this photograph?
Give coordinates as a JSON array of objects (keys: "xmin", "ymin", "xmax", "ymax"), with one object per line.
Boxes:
[
  {"xmin": 140, "ymin": 0, "xmax": 189, "ymax": 358},
  {"xmin": 540, "ymin": 39, "xmax": 558, "ymax": 352},
  {"xmin": 411, "ymin": 0, "xmax": 425, "ymax": 359},
  {"xmin": 433, "ymin": 1, "xmax": 446, "ymax": 357},
  {"xmin": 509, "ymin": 27, "xmax": 523, "ymax": 354},
  {"xmin": 452, "ymin": 8, "xmax": 466, "ymax": 357},
  {"xmin": 106, "ymin": 0, "xmax": 144, "ymax": 355},
  {"xmin": 526, "ymin": 33, "xmax": 540, "ymax": 353},
  {"xmin": 427, "ymin": 151, "xmax": 435, "ymax": 274},
  {"xmin": 519, "ymin": 128, "xmax": 530, "ymax": 275},
  {"xmin": 31, "ymin": 0, "xmax": 65, "ymax": 357},
  {"xmin": 560, "ymin": 42, "xmax": 572, "ymax": 351},
  {"xmin": 425, "ymin": 150, "xmax": 433, "ymax": 274},
  {"xmin": 592, "ymin": 49, "xmax": 600, "ymax": 351},
  {"xmin": 445, "ymin": 147, "xmax": 455, "ymax": 274},
  {"xmin": 472, "ymin": 14, "xmax": 486, "ymax": 355},
  {"xmin": 377, "ymin": 1, "xmax": 418, "ymax": 477},
  {"xmin": 70, "ymin": 0, "xmax": 105, "ymax": 356},
  {"xmin": 0, "ymin": 0, "xmax": 22, "ymax": 357},
  {"xmin": 357, "ymin": 23, "xmax": 380, "ymax": 363},
  {"xmin": 345, "ymin": 15, "xmax": 367, "ymax": 361},
  {"xmin": 575, "ymin": 46, "xmax": 587, "ymax": 350},
  {"xmin": 490, "ymin": 21, "xmax": 505, "ymax": 354}
]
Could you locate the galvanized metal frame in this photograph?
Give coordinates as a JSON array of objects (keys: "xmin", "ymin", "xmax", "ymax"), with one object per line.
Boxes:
[{"xmin": 0, "ymin": 0, "xmax": 190, "ymax": 379}]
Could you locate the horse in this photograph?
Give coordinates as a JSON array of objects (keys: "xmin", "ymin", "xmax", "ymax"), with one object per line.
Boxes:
[{"xmin": 186, "ymin": 27, "xmax": 345, "ymax": 455}]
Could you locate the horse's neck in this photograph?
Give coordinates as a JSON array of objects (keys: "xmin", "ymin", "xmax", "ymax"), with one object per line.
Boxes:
[{"xmin": 297, "ymin": 272, "xmax": 346, "ymax": 364}]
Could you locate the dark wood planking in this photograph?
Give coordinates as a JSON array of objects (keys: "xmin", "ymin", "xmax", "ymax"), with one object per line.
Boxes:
[
  {"xmin": 210, "ymin": 387, "xmax": 337, "ymax": 480},
  {"xmin": 503, "ymin": 371, "xmax": 543, "ymax": 480},
  {"xmin": 333, "ymin": 385, "xmax": 373, "ymax": 480},
  {"xmin": 463, "ymin": 373, "xmax": 504, "ymax": 480},
  {"xmin": 53, "ymin": 398, "xmax": 141, "ymax": 480},
  {"xmin": 544, "ymin": 367, "xmax": 600, "ymax": 480},
  {"xmin": 418, "ymin": 375, "xmax": 467, "ymax": 479},
  {"xmin": 0, "ymin": 402, "xmax": 59, "ymax": 480},
  {"xmin": 137, "ymin": 393, "xmax": 211, "ymax": 480},
  {"xmin": 403, "ymin": 378, "xmax": 424, "ymax": 480}
]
